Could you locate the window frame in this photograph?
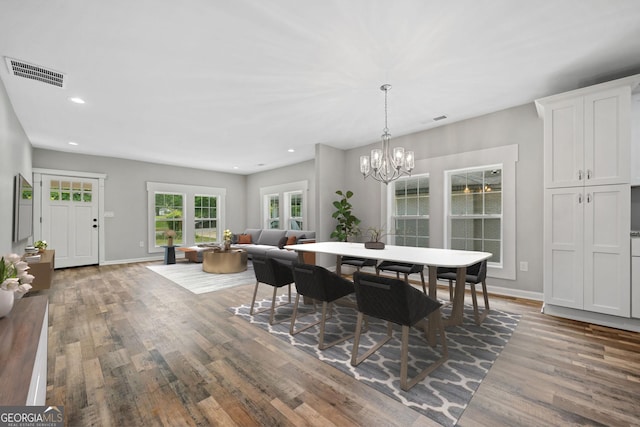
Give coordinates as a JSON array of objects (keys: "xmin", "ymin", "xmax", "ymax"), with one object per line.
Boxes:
[
  {"xmin": 260, "ymin": 181, "xmax": 308, "ymax": 231},
  {"xmin": 264, "ymin": 193, "xmax": 280, "ymax": 229},
  {"xmin": 445, "ymin": 165, "xmax": 503, "ymax": 267},
  {"xmin": 147, "ymin": 182, "xmax": 226, "ymax": 253},
  {"xmin": 285, "ymin": 190, "xmax": 304, "ymax": 230},
  {"xmin": 387, "ymin": 174, "xmax": 430, "ymax": 247}
]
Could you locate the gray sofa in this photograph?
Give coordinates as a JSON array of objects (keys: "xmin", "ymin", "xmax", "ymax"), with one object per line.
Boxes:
[{"xmin": 232, "ymin": 228, "xmax": 316, "ymax": 264}]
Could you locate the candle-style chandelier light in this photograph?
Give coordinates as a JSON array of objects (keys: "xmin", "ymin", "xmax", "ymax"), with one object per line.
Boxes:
[{"xmin": 359, "ymin": 84, "xmax": 414, "ymax": 185}]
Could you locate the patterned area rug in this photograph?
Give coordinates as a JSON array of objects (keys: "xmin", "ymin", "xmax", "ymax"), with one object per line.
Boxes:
[
  {"xmin": 147, "ymin": 262, "xmax": 255, "ymax": 294},
  {"xmin": 230, "ymin": 294, "xmax": 520, "ymax": 426}
]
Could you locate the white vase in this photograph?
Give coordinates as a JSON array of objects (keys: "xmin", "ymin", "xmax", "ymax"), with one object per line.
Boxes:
[{"xmin": 0, "ymin": 289, "xmax": 14, "ymax": 318}]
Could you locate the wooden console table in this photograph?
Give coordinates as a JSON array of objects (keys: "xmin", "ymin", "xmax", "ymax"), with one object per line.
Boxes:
[
  {"xmin": 25, "ymin": 250, "xmax": 55, "ymax": 291},
  {"xmin": 0, "ymin": 295, "xmax": 48, "ymax": 405}
]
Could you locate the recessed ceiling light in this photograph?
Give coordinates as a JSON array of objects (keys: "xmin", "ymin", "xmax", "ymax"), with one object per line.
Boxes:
[
  {"xmin": 68, "ymin": 141, "xmax": 78, "ymax": 146},
  {"xmin": 233, "ymin": 166, "xmax": 239, "ymax": 170},
  {"xmin": 288, "ymin": 149, "xmax": 295, "ymax": 153},
  {"xmin": 69, "ymin": 97, "xmax": 85, "ymax": 104}
]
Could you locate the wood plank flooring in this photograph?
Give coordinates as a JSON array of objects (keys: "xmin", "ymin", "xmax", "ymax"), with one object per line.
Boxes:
[{"xmin": 38, "ymin": 261, "xmax": 640, "ymax": 426}]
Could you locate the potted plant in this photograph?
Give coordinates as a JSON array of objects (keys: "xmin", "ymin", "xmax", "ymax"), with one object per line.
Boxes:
[
  {"xmin": 34, "ymin": 240, "xmax": 47, "ymax": 253},
  {"xmin": 330, "ymin": 190, "xmax": 361, "ymax": 242},
  {"xmin": 223, "ymin": 229, "xmax": 233, "ymax": 251},
  {"xmin": 364, "ymin": 226, "xmax": 386, "ymax": 249}
]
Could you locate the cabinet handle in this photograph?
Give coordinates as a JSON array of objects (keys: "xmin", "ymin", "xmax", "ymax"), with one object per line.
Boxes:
[
  {"xmin": 587, "ymin": 193, "xmax": 591, "ymax": 203},
  {"xmin": 578, "ymin": 170, "xmax": 583, "ymax": 180},
  {"xmin": 578, "ymin": 193, "xmax": 583, "ymax": 203},
  {"xmin": 586, "ymin": 169, "xmax": 592, "ymax": 180}
]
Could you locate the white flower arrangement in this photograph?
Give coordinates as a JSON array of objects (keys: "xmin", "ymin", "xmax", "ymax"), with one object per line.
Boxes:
[{"xmin": 0, "ymin": 253, "xmax": 34, "ymax": 296}]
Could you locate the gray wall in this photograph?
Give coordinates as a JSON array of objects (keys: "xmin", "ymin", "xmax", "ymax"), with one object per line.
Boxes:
[
  {"xmin": 0, "ymin": 77, "xmax": 32, "ymax": 255},
  {"xmin": 245, "ymin": 159, "xmax": 315, "ymax": 230},
  {"xmin": 344, "ymin": 103, "xmax": 544, "ymax": 295},
  {"xmin": 32, "ymin": 149, "xmax": 246, "ymax": 263}
]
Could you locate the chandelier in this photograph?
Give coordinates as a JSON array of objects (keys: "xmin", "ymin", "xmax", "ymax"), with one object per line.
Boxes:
[{"xmin": 359, "ymin": 84, "xmax": 414, "ymax": 185}]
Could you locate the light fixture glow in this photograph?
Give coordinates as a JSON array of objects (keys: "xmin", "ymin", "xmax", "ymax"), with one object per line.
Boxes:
[
  {"xmin": 288, "ymin": 149, "xmax": 295, "ymax": 153},
  {"xmin": 68, "ymin": 141, "xmax": 79, "ymax": 146},
  {"xmin": 360, "ymin": 84, "xmax": 414, "ymax": 185},
  {"xmin": 69, "ymin": 97, "xmax": 85, "ymax": 104}
]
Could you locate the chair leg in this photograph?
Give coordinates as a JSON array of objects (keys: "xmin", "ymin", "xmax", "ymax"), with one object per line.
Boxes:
[
  {"xmin": 448, "ymin": 279, "xmax": 454, "ymax": 301},
  {"xmin": 419, "ymin": 270, "xmax": 426, "ymax": 295},
  {"xmin": 470, "ymin": 280, "xmax": 490, "ymax": 325},
  {"xmin": 249, "ymin": 280, "xmax": 261, "ymax": 315},
  {"xmin": 351, "ymin": 317, "xmax": 393, "ymax": 366},
  {"xmin": 250, "ymin": 281, "xmax": 294, "ymax": 324},
  {"xmin": 290, "ymin": 294, "xmax": 321, "ymax": 335},
  {"xmin": 401, "ymin": 309, "xmax": 449, "ymax": 391}
]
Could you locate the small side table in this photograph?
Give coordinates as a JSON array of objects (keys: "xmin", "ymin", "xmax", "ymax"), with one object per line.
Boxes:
[{"xmin": 162, "ymin": 245, "xmax": 179, "ymax": 264}]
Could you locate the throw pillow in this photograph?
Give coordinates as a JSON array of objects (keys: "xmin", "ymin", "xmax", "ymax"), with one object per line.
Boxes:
[
  {"xmin": 238, "ymin": 234, "xmax": 252, "ymax": 244},
  {"xmin": 277, "ymin": 236, "xmax": 288, "ymax": 249},
  {"xmin": 286, "ymin": 235, "xmax": 297, "ymax": 246}
]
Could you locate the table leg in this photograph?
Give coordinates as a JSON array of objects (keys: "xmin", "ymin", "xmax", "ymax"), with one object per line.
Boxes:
[
  {"xmin": 427, "ymin": 265, "xmax": 438, "ymax": 344},
  {"xmin": 447, "ymin": 266, "xmax": 467, "ymax": 326},
  {"xmin": 336, "ymin": 255, "xmax": 342, "ymax": 276},
  {"xmin": 164, "ymin": 246, "xmax": 176, "ymax": 264}
]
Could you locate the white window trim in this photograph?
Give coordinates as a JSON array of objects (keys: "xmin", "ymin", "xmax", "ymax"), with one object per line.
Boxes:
[
  {"xmin": 386, "ymin": 173, "xmax": 430, "ymax": 246},
  {"xmin": 260, "ymin": 180, "xmax": 308, "ymax": 230},
  {"xmin": 445, "ymin": 164, "xmax": 504, "ymax": 268},
  {"xmin": 147, "ymin": 182, "xmax": 226, "ymax": 253},
  {"xmin": 284, "ymin": 190, "xmax": 304, "ymax": 230},
  {"xmin": 263, "ymin": 193, "xmax": 280, "ymax": 229}
]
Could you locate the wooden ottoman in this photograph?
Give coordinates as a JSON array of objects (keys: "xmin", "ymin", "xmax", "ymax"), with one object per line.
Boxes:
[{"xmin": 202, "ymin": 249, "xmax": 248, "ymax": 274}]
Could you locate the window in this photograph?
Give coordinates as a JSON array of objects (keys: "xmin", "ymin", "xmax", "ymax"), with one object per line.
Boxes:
[
  {"xmin": 265, "ymin": 194, "xmax": 280, "ymax": 229},
  {"xmin": 390, "ymin": 175, "xmax": 429, "ymax": 247},
  {"xmin": 147, "ymin": 182, "xmax": 226, "ymax": 252},
  {"xmin": 260, "ymin": 181, "xmax": 308, "ymax": 230},
  {"xmin": 195, "ymin": 195, "xmax": 218, "ymax": 243},
  {"xmin": 447, "ymin": 166, "xmax": 502, "ymax": 265},
  {"xmin": 286, "ymin": 191, "xmax": 303, "ymax": 230},
  {"xmin": 49, "ymin": 180, "xmax": 92, "ymax": 202},
  {"xmin": 154, "ymin": 192, "xmax": 184, "ymax": 246}
]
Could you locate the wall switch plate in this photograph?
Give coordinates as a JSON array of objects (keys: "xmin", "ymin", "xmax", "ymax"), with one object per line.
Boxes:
[{"xmin": 520, "ymin": 261, "xmax": 528, "ymax": 272}]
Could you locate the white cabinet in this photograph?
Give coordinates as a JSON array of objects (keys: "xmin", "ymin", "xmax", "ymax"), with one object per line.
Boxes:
[
  {"xmin": 537, "ymin": 75, "xmax": 640, "ymax": 321},
  {"xmin": 541, "ymin": 86, "xmax": 630, "ymax": 188},
  {"xmin": 544, "ymin": 185, "xmax": 630, "ymax": 316},
  {"xmin": 631, "ymin": 93, "xmax": 640, "ymax": 186}
]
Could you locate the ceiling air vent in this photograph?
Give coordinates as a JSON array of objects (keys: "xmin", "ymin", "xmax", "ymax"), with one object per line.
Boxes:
[
  {"xmin": 5, "ymin": 57, "xmax": 65, "ymax": 88},
  {"xmin": 433, "ymin": 115, "xmax": 447, "ymax": 122}
]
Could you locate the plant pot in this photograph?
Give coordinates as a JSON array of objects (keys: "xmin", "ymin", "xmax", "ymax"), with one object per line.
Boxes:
[
  {"xmin": 364, "ymin": 241, "xmax": 385, "ymax": 250},
  {"xmin": 0, "ymin": 289, "xmax": 14, "ymax": 318}
]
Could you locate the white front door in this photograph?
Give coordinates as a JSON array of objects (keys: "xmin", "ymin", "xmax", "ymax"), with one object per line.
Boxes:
[{"xmin": 41, "ymin": 175, "xmax": 99, "ymax": 268}]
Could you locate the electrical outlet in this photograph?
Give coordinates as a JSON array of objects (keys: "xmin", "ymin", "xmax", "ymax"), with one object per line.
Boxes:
[
  {"xmin": 139, "ymin": 241, "xmax": 144, "ymax": 247},
  {"xmin": 519, "ymin": 261, "xmax": 528, "ymax": 272}
]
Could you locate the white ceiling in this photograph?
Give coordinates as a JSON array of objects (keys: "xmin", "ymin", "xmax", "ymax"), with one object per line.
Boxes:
[{"xmin": 1, "ymin": 0, "xmax": 640, "ymax": 174}]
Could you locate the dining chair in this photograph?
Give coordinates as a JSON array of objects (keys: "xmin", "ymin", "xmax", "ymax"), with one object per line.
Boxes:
[
  {"xmin": 290, "ymin": 262, "xmax": 359, "ymax": 349},
  {"xmin": 376, "ymin": 261, "xmax": 427, "ymax": 294},
  {"xmin": 340, "ymin": 256, "xmax": 378, "ymax": 272},
  {"xmin": 437, "ymin": 260, "xmax": 489, "ymax": 325},
  {"xmin": 250, "ymin": 254, "xmax": 294, "ymax": 325},
  {"xmin": 351, "ymin": 272, "xmax": 448, "ymax": 391}
]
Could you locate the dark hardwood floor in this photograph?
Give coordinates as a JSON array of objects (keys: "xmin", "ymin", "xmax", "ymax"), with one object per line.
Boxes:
[{"xmin": 39, "ymin": 261, "xmax": 640, "ymax": 426}]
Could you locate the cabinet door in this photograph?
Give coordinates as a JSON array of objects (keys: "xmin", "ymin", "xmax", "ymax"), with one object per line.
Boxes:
[
  {"xmin": 544, "ymin": 98, "xmax": 584, "ymax": 188},
  {"xmin": 583, "ymin": 184, "xmax": 631, "ymax": 317},
  {"xmin": 544, "ymin": 188, "xmax": 584, "ymax": 308},
  {"xmin": 631, "ymin": 93, "xmax": 640, "ymax": 186},
  {"xmin": 584, "ymin": 87, "xmax": 631, "ymax": 186}
]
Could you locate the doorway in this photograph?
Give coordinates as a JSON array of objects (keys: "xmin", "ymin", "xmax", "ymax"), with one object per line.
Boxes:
[{"xmin": 33, "ymin": 170, "xmax": 106, "ymax": 268}]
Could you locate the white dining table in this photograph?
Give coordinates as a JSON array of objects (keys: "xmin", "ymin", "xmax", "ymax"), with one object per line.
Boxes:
[{"xmin": 285, "ymin": 241, "xmax": 492, "ymax": 327}]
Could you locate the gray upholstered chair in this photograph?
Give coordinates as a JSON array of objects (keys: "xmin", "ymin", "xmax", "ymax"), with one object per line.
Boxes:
[
  {"xmin": 437, "ymin": 260, "xmax": 489, "ymax": 325},
  {"xmin": 351, "ymin": 272, "xmax": 447, "ymax": 391},
  {"xmin": 250, "ymin": 254, "xmax": 294, "ymax": 324},
  {"xmin": 290, "ymin": 262, "xmax": 359, "ymax": 349},
  {"xmin": 376, "ymin": 261, "xmax": 427, "ymax": 294}
]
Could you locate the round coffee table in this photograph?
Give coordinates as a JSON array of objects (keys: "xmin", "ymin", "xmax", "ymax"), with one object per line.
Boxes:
[{"xmin": 202, "ymin": 249, "xmax": 248, "ymax": 274}]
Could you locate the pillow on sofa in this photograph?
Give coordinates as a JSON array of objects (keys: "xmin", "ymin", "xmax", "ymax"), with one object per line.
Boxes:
[
  {"xmin": 238, "ymin": 234, "xmax": 252, "ymax": 244},
  {"xmin": 277, "ymin": 236, "xmax": 288, "ymax": 249},
  {"xmin": 286, "ymin": 235, "xmax": 297, "ymax": 246}
]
